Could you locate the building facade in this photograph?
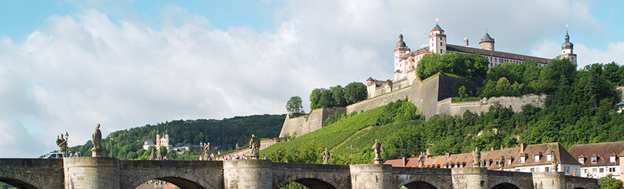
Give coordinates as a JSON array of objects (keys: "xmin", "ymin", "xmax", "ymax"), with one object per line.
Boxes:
[
  {"xmin": 568, "ymin": 141, "xmax": 624, "ymax": 180},
  {"xmin": 385, "ymin": 142, "xmax": 581, "ymax": 176}
]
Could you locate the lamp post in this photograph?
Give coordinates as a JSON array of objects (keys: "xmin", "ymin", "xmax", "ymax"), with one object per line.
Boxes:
[
  {"xmin": 350, "ymin": 144, "xmax": 353, "ymax": 165},
  {"xmin": 65, "ymin": 131, "xmax": 69, "ymax": 157}
]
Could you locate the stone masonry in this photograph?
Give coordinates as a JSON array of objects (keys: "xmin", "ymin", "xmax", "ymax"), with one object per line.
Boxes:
[{"xmin": 0, "ymin": 157, "xmax": 599, "ymax": 189}]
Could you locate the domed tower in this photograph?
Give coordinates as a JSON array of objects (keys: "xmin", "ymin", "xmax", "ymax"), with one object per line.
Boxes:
[
  {"xmin": 559, "ymin": 25, "xmax": 577, "ymax": 64},
  {"xmin": 479, "ymin": 31, "xmax": 495, "ymax": 51},
  {"xmin": 429, "ymin": 19, "xmax": 447, "ymax": 54},
  {"xmin": 394, "ymin": 34, "xmax": 410, "ymax": 73}
]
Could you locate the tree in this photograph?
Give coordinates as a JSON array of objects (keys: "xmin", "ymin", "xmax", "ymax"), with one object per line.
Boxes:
[
  {"xmin": 416, "ymin": 52, "xmax": 488, "ymax": 80},
  {"xmin": 598, "ymin": 174, "xmax": 623, "ymax": 189},
  {"xmin": 318, "ymin": 89, "xmax": 334, "ymax": 108},
  {"xmin": 286, "ymin": 96, "xmax": 304, "ymax": 116},
  {"xmin": 309, "ymin": 89, "xmax": 322, "ymax": 110},
  {"xmin": 344, "ymin": 82, "xmax": 367, "ymax": 105},
  {"xmin": 330, "ymin": 85, "xmax": 346, "ymax": 107}
]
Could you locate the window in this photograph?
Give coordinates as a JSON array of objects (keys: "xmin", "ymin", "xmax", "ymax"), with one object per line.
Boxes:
[
  {"xmin": 547, "ymin": 155, "xmax": 552, "ymax": 161},
  {"xmin": 591, "ymin": 157, "xmax": 597, "ymax": 164},
  {"xmin": 599, "ymin": 168, "xmax": 604, "ymax": 173},
  {"xmin": 534, "ymin": 155, "xmax": 540, "ymax": 162},
  {"xmin": 530, "ymin": 168, "xmax": 535, "ymax": 172},
  {"xmin": 610, "ymin": 156, "xmax": 616, "ymax": 162},
  {"xmin": 592, "ymin": 168, "xmax": 597, "ymax": 173},
  {"xmin": 545, "ymin": 167, "xmax": 550, "ymax": 172},
  {"xmin": 520, "ymin": 157, "xmax": 525, "ymax": 163},
  {"xmin": 608, "ymin": 167, "xmax": 616, "ymax": 172},
  {"xmin": 565, "ymin": 166, "xmax": 570, "ymax": 173},
  {"xmin": 578, "ymin": 158, "xmax": 584, "ymax": 164},
  {"xmin": 507, "ymin": 159, "xmax": 512, "ymax": 165}
]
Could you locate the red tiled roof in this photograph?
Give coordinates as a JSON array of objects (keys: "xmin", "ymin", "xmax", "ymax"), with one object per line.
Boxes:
[
  {"xmin": 384, "ymin": 142, "xmax": 580, "ymax": 170},
  {"xmin": 568, "ymin": 141, "xmax": 624, "ymax": 167}
]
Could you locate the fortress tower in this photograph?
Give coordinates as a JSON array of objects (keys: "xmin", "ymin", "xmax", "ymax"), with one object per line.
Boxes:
[
  {"xmin": 479, "ymin": 31, "xmax": 495, "ymax": 51},
  {"xmin": 429, "ymin": 19, "xmax": 447, "ymax": 54}
]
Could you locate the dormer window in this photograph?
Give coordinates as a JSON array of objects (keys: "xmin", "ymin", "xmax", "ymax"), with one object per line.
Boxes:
[
  {"xmin": 507, "ymin": 159, "xmax": 512, "ymax": 165},
  {"xmin": 591, "ymin": 157, "xmax": 597, "ymax": 164},
  {"xmin": 547, "ymin": 155, "xmax": 552, "ymax": 161},
  {"xmin": 578, "ymin": 158, "xmax": 584, "ymax": 164},
  {"xmin": 520, "ymin": 157, "xmax": 525, "ymax": 163},
  {"xmin": 534, "ymin": 155, "xmax": 540, "ymax": 162},
  {"xmin": 610, "ymin": 156, "xmax": 616, "ymax": 162}
]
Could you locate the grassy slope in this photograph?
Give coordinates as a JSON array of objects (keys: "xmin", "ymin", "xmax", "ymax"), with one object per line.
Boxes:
[{"xmin": 260, "ymin": 106, "xmax": 384, "ymax": 157}]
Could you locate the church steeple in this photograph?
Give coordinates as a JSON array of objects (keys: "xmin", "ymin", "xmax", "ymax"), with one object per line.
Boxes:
[{"xmin": 559, "ymin": 24, "xmax": 577, "ymax": 64}]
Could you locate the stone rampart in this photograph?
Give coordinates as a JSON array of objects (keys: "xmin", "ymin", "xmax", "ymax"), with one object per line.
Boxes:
[
  {"xmin": 279, "ymin": 107, "xmax": 346, "ymax": 138},
  {"xmin": 346, "ymin": 87, "xmax": 411, "ymax": 114},
  {"xmin": 441, "ymin": 94, "xmax": 548, "ymax": 116}
]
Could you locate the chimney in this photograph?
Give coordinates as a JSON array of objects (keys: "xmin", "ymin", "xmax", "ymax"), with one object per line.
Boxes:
[
  {"xmin": 491, "ymin": 147, "xmax": 494, "ymax": 151},
  {"xmin": 464, "ymin": 37, "xmax": 469, "ymax": 46},
  {"xmin": 445, "ymin": 153, "xmax": 450, "ymax": 158},
  {"xmin": 501, "ymin": 146, "xmax": 504, "ymax": 150},
  {"xmin": 403, "ymin": 157, "xmax": 407, "ymax": 167},
  {"xmin": 520, "ymin": 143, "xmax": 526, "ymax": 153}
]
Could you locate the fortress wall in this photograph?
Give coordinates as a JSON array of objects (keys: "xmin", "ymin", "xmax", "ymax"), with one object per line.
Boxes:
[
  {"xmin": 279, "ymin": 107, "xmax": 346, "ymax": 138},
  {"xmin": 346, "ymin": 87, "xmax": 411, "ymax": 114},
  {"xmin": 409, "ymin": 75, "xmax": 440, "ymax": 118},
  {"xmin": 442, "ymin": 94, "xmax": 548, "ymax": 117}
]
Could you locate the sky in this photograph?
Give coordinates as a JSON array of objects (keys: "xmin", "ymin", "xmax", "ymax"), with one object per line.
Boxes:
[{"xmin": 0, "ymin": 0, "xmax": 623, "ymax": 158}]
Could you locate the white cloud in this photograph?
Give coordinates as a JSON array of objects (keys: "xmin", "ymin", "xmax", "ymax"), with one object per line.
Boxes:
[{"xmin": 0, "ymin": 0, "xmax": 619, "ymax": 157}]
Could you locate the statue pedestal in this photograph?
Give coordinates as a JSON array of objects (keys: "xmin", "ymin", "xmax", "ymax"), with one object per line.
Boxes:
[
  {"xmin": 373, "ymin": 157, "xmax": 382, "ymax": 164},
  {"xmin": 92, "ymin": 149, "xmax": 103, "ymax": 157}
]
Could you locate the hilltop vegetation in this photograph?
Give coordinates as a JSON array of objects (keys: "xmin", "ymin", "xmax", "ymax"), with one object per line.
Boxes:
[
  {"xmin": 62, "ymin": 114, "xmax": 285, "ymax": 160},
  {"xmin": 262, "ymin": 60, "xmax": 624, "ymax": 166}
]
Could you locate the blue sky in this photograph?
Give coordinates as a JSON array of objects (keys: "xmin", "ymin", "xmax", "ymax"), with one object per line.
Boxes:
[{"xmin": 0, "ymin": 0, "xmax": 623, "ymax": 158}]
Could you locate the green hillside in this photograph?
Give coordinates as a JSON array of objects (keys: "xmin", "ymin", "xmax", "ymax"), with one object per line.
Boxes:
[
  {"xmin": 62, "ymin": 114, "xmax": 285, "ymax": 160},
  {"xmin": 262, "ymin": 59, "xmax": 624, "ymax": 166}
]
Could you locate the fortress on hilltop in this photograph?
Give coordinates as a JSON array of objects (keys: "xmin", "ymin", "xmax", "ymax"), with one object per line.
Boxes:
[
  {"xmin": 368, "ymin": 21, "xmax": 576, "ymax": 98},
  {"xmin": 280, "ymin": 21, "xmax": 576, "ymax": 138}
]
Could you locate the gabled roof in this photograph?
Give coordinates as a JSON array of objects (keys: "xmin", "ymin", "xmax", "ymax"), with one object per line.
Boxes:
[{"xmin": 568, "ymin": 141, "xmax": 624, "ymax": 167}]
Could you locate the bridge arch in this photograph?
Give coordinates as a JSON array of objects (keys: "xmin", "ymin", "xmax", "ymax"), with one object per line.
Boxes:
[
  {"xmin": 122, "ymin": 172, "xmax": 207, "ymax": 189},
  {"xmin": 0, "ymin": 178, "xmax": 38, "ymax": 189},
  {"xmin": 395, "ymin": 178, "xmax": 442, "ymax": 189},
  {"xmin": 275, "ymin": 178, "xmax": 338, "ymax": 189},
  {"xmin": 491, "ymin": 182, "xmax": 520, "ymax": 189},
  {"xmin": 272, "ymin": 163, "xmax": 351, "ymax": 189}
]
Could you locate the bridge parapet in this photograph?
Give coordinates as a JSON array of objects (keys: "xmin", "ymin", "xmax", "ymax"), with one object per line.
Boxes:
[
  {"xmin": 0, "ymin": 159, "xmax": 64, "ymax": 189},
  {"xmin": 272, "ymin": 162, "xmax": 351, "ymax": 189}
]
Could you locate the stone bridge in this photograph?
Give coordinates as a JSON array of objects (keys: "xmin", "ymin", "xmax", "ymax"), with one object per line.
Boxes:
[{"xmin": 0, "ymin": 158, "xmax": 598, "ymax": 189}]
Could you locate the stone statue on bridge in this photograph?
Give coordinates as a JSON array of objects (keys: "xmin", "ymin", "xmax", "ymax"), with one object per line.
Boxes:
[
  {"xmin": 472, "ymin": 147, "xmax": 481, "ymax": 167},
  {"xmin": 418, "ymin": 152, "xmax": 426, "ymax": 167},
  {"xmin": 249, "ymin": 134, "xmax": 260, "ymax": 159},
  {"xmin": 56, "ymin": 134, "xmax": 67, "ymax": 154},
  {"xmin": 372, "ymin": 139, "xmax": 382, "ymax": 164},
  {"xmin": 91, "ymin": 124, "xmax": 103, "ymax": 157},
  {"xmin": 498, "ymin": 156, "xmax": 505, "ymax": 171},
  {"xmin": 322, "ymin": 148, "xmax": 330, "ymax": 164},
  {"xmin": 202, "ymin": 142, "xmax": 213, "ymax": 161},
  {"xmin": 551, "ymin": 150, "xmax": 559, "ymax": 172}
]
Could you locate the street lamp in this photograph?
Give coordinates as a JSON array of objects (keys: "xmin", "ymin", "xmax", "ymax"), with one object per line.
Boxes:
[
  {"xmin": 350, "ymin": 144, "xmax": 353, "ymax": 165},
  {"xmin": 65, "ymin": 131, "xmax": 69, "ymax": 157}
]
